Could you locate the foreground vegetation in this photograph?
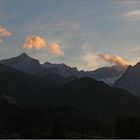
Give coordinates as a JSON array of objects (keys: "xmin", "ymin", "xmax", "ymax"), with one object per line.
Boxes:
[{"xmin": 0, "ymin": 96, "xmax": 140, "ymax": 139}]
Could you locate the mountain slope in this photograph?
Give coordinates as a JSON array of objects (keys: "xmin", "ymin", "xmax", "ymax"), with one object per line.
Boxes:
[
  {"xmin": 0, "ymin": 63, "xmax": 60, "ymax": 103},
  {"xmin": 114, "ymin": 63, "xmax": 140, "ymax": 96},
  {"xmin": 87, "ymin": 65, "xmax": 126, "ymax": 85},
  {"xmin": 0, "ymin": 53, "xmax": 44, "ymax": 74},
  {"xmin": 36, "ymin": 77, "xmax": 140, "ymax": 120}
]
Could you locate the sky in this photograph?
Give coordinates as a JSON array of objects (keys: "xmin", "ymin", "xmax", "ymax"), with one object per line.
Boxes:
[{"xmin": 1, "ymin": 0, "xmax": 140, "ymax": 70}]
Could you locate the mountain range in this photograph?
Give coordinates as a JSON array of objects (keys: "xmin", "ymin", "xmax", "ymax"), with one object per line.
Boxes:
[
  {"xmin": 0, "ymin": 53, "xmax": 127, "ymax": 85},
  {"xmin": 0, "ymin": 62, "xmax": 139, "ymax": 117},
  {"xmin": 2, "ymin": 53, "xmax": 140, "ymax": 98},
  {"xmin": 0, "ymin": 56, "xmax": 140, "ymax": 120},
  {"xmin": 1, "ymin": 53, "xmax": 140, "ymax": 138}
]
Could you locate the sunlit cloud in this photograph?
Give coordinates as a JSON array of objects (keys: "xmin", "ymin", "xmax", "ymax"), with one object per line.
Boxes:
[
  {"xmin": 100, "ymin": 54, "xmax": 129, "ymax": 67},
  {"xmin": 0, "ymin": 26, "xmax": 11, "ymax": 37},
  {"xmin": 48, "ymin": 43, "xmax": 64, "ymax": 56},
  {"xmin": 23, "ymin": 35, "xmax": 46, "ymax": 50},
  {"xmin": 23, "ymin": 35, "xmax": 64, "ymax": 56},
  {"xmin": 0, "ymin": 26, "xmax": 11, "ymax": 43}
]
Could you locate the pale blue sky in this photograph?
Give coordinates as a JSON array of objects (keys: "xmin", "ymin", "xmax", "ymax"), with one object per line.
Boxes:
[{"xmin": 1, "ymin": 0, "xmax": 140, "ymax": 70}]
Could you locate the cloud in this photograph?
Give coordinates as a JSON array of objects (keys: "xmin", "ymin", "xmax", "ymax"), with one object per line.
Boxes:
[
  {"xmin": 127, "ymin": 46, "xmax": 140, "ymax": 53},
  {"xmin": 123, "ymin": 10, "xmax": 140, "ymax": 20},
  {"xmin": 0, "ymin": 26, "xmax": 11, "ymax": 37},
  {"xmin": 23, "ymin": 35, "xmax": 46, "ymax": 50},
  {"xmin": 23, "ymin": 35, "xmax": 64, "ymax": 56},
  {"xmin": 0, "ymin": 26, "xmax": 11, "ymax": 43},
  {"xmin": 100, "ymin": 54, "xmax": 129, "ymax": 67},
  {"xmin": 82, "ymin": 52, "xmax": 100, "ymax": 70},
  {"xmin": 55, "ymin": 21, "xmax": 80, "ymax": 30},
  {"xmin": 48, "ymin": 43, "xmax": 64, "ymax": 56}
]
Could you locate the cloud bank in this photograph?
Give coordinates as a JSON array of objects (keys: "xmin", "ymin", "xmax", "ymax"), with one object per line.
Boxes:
[
  {"xmin": 100, "ymin": 54, "xmax": 129, "ymax": 67},
  {"xmin": 23, "ymin": 35, "xmax": 64, "ymax": 56}
]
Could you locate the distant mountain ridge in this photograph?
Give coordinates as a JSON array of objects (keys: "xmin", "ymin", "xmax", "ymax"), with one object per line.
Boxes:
[
  {"xmin": 43, "ymin": 62, "xmax": 82, "ymax": 78},
  {"xmin": 42, "ymin": 62, "xmax": 126, "ymax": 85},
  {"xmin": 86, "ymin": 65, "xmax": 126, "ymax": 85},
  {"xmin": 0, "ymin": 53, "xmax": 127, "ymax": 85}
]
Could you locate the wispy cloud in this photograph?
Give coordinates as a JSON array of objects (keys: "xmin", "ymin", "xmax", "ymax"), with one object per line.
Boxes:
[
  {"xmin": 127, "ymin": 46, "xmax": 140, "ymax": 53},
  {"xmin": 123, "ymin": 10, "xmax": 140, "ymax": 20},
  {"xmin": 82, "ymin": 52, "xmax": 100, "ymax": 70},
  {"xmin": 54, "ymin": 20, "xmax": 80, "ymax": 30},
  {"xmin": 100, "ymin": 54, "xmax": 129, "ymax": 67},
  {"xmin": 23, "ymin": 35, "xmax": 64, "ymax": 56}
]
